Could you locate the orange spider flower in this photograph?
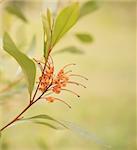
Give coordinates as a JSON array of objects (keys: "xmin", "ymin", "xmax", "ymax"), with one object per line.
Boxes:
[{"xmin": 35, "ymin": 56, "xmax": 87, "ymax": 108}]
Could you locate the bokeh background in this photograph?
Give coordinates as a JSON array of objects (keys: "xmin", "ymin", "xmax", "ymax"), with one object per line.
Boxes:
[{"xmin": 0, "ymin": 0, "xmax": 136, "ymax": 150}]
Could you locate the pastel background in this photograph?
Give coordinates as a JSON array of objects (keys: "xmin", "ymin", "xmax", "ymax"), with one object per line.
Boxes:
[{"xmin": 0, "ymin": 0, "xmax": 136, "ymax": 150}]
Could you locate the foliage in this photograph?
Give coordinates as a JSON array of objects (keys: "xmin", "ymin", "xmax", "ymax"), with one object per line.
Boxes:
[
  {"xmin": 5, "ymin": 2, "xmax": 28, "ymax": 22},
  {"xmin": 54, "ymin": 46, "xmax": 84, "ymax": 55},
  {"xmin": 42, "ymin": 3, "xmax": 80, "ymax": 60},
  {"xmin": 51, "ymin": 3, "xmax": 79, "ymax": 47},
  {"xmin": 0, "ymin": 0, "xmax": 103, "ymax": 149},
  {"xmin": 3, "ymin": 33, "xmax": 36, "ymax": 97},
  {"xmin": 80, "ymin": 0, "xmax": 98, "ymax": 18},
  {"xmin": 75, "ymin": 33, "xmax": 93, "ymax": 43},
  {"xmin": 1, "ymin": 2, "xmax": 81, "ymax": 133}
]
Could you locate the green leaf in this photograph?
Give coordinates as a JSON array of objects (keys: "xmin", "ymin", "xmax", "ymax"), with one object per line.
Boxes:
[
  {"xmin": 3, "ymin": 33, "xmax": 36, "ymax": 97},
  {"xmin": 32, "ymin": 121, "xmax": 59, "ymax": 130},
  {"xmin": 9, "ymin": 120, "xmax": 62, "ymax": 130},
  {"xmin": 42, "ymin": 12, "xmax": 52, "ymax": 59},
  {"xmin": 80, "ymin": 1, "xmax": 98, "ymax": 18},
  {"xmin": 62, "ymin": 120, "xmax": 111, "ymax": 148},
  {"xmin": 47, "ymin": 8, "xmax": 52, "ymax": 31},
  {"xmin": 8, "ymin": 114, "xmax": 67, "ymax": 130},
  {"xmin": 5, "ymin": 4, "xmax": 28, "ymax": 23},
  {"xmin": 52, "ymin": 3, "xmax": 79, "ymax": 47},
  {"xmin": 22, "ymin": 114, "xmax": 67, "ymax": 129},
  {"xmin": 75, "ymin": 33, "xmax": 93, "ymax": 43},
  {"xmin": 54, "ymin": 46, "xmax": 84, "ymax": 55}
]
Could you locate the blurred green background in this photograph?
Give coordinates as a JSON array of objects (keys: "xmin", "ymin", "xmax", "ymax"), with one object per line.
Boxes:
[{"xmin": 0, "ymin": 0, "xmax": 136, "ymax": 150}]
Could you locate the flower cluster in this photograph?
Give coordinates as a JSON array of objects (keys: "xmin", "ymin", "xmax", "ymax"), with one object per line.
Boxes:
[
  {"xmin": 35, "ymin": 57, "xmax": 87, "ymax": 108},
  {"xmin": 38, "ymin": 58, "xmax": 54, "ymax": 92}
]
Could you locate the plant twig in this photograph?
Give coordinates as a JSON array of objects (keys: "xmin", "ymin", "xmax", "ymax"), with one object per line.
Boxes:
[{"xmin": 0, "ymin": 57, "xmax": 50, "ymax": 132}]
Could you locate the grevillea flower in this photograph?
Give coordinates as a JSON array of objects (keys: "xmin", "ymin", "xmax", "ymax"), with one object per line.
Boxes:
[{"xmin": 34, "ymin": 56, "xmax": 87, "ymax": 108}]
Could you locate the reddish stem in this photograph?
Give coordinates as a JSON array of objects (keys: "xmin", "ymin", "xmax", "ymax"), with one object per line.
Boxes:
[{"xmin": 0, "ymin": 58, "xmax": 49, "ymax": 132}]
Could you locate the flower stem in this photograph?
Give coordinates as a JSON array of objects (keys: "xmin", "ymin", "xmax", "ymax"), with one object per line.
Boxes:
[
  {"xmin": 0, "ymin": 59, "xmax": 48, "ymax": 132},
  {"xmin": 0, "ymin": 102, "xmax": 32, "ymax": 132}
]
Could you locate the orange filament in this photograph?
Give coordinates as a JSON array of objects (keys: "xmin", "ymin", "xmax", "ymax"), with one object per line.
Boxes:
[
  {"xmin": 45, "ymin": 96, "xmax": 71, "ymax": 108},
  {"xmin": 65, "ymin": 70, "xmax": 72, "ymax": 74},
  {"xmin": 61, "ymin": 89, "xmax": 80, "ymax": 97},
  {"xmin": 69, "ymin": 74, "xmax": 88, "ymax": 80},
  {"xmin": 37, "ymin": 57, "xmax": 86, "ymax": 105},
  {"xmin": 68, "ymin": 81, "xmax": 86, "ymax": 88},
  {"xmin": 62, "ymin": 63, "xmax": 76, "ymax": 70}
]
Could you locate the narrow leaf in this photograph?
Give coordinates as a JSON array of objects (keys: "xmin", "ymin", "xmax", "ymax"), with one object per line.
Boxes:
[
  {"xmin": 42, "ymin": 14, "xmax": 50, "ymax": 41},
  {"xmin": 22, "ymin": 114, "xmax": 68, "ymax": 129},
  {"xmin": 52, "ymin": 3, "xmax": 79, "ymax": 46},
  {"xmin": 5, "ymin": 4, "xmax": 28, "ymax": 23},
  {"xmin": 3, "ymin": 33, "xmax": 36, "ymax": 97},
  {"xmin": 75, "ymin": 33, "xmax": 93, "ymax": 43},
  {"xmin": 32, "ymin": 121, "xmax": 59, "ymax": 130},
  {"xmin": 9, "ymin": 119, "xmax": 62, "ymax": 130},
  {"xmin": 62, "ymin": 120, "xmax": 111, "ymax": 148},
  {"xmin": 80, "ymin": 1, "xmax": 98, "ymax": 18},
  {"xmin": 54, "ymin": 46, "xmax": 84, "ymax": 55},
  {"xmin": 42, "ymin": 13, "xmax": 52, "ymax": 59},
  {"xmin": 47, "ymin": 8, "xmax": 52, "ymax": 31},
  {"xmin": 10, "ymin": 115, "xmax": 67, "ymax": 130}
]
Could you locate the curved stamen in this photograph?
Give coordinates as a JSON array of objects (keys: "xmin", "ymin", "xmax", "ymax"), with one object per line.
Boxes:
[
  {"xmin": 68, "ymin": 81, "xmax": 86, "ymax": 88},
  {"xmin": 44, "ymin": 91, "xmax": 53, "ymax": 96},
  {"xmin": 43, "ymin": 96, "xmax": 71, "ymax": 108},
  {"xmin": 64, "ymin": 70, "xmax": 72, "ymax": 74},
  {"xmin": 69, "ymin": 74, "xmax": 88, "ymax": 80},
  {"xmin": 62, "ymin": 63, "xmax": 76, "ymax": 70},
  {"xmin": 61, "ymin": 88, "xmax": 80, "ymax": 97},
  {"xmin": 51, "ymin": 97, "xmax": 71, "ymax": 108}
]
